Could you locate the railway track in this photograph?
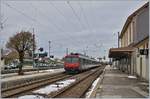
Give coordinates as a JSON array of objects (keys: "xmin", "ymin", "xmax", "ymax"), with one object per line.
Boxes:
[
  {"xmin": 50, "ymin": 66, "xmax": 105, "ymax": 98},
  {"xmin": 1, "ymin": 72, "xmax": 71, "ymax": 98},
  {"xmin": 2, "ymin": 65, "xmax": 105, "ymax": 98}
]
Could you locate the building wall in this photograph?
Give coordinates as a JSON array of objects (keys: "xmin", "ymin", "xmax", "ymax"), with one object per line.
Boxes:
[
  {"xmin": 135, "ymin": 7, "xmax": 149, "ymax": 44},
  {"xmin": 135, "ymin": 39, "xmax": 149, "ymax": 81},
  {"xmin": 134, "ymin": 6, "xmax": 149, "ymax": 81},
  {"xmin": 146, "ymin": 54, "xmax": 149, "ymax": 80},
  {"xmin": 120, "ymin": 22, "xmax": 134, "ymax": 47},
  {"xmin": 119, "ymin": 3, "xmax": 149, "ymax": 81},
  {"xmin": 121, "ymin": 5, "xmax": 148, "ymax": 47},
  {"xmin": 0, "ymin": 60, "xmax": 4, "ymax": 70}
]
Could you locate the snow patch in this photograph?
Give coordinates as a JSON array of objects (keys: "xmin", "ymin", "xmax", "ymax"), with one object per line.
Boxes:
[
  {"xmin": 139, "ymin": 82, "xmax": 149, "ymax": 86},
  {"xmin": 33, "ymin": 79, "xmax": 76, "ymax": 95},
  {"xmin": 39, "ymin": 71, "xmax": 44, "ymax": 73},
  {"xmin": 86, "ymin": 77, "xmax": 100, "ymax": 97},
  {"xmin": 113, "ymin": 67, "xmax": 117, "ymax": 69},
  {"xmin": 107, "ymin": 65, "xmax": 110, "ymax": 67},
  {"xmin": 44, "ymin": 69, "xmax": 54, "ymax": 72},
  {"xmin": 18, "ymin": 95, "xmax": 44, "ymax": 99},
  {"xmin": 38, "ymin": 69, "xmax": 55, "ymax": 73},
  {"xmin": 128, "ymin": 75, "xmax": 137, "ymax": 79}
]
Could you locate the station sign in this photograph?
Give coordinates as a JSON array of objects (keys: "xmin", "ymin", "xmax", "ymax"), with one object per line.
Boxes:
[
  {"xmin": 34, "ymin": 52, "xmax": 48, "ymax": 58},
  {"xmin": 139, "ymin": 49, "xmax": 149, "ymax": 55},
  {"xmin": 38, "ymin": 47, "xmax": 44, "ymax": 52},
  {"xmin": 50, "ymin": 55, "xmax": 54, "ymax": 58}
]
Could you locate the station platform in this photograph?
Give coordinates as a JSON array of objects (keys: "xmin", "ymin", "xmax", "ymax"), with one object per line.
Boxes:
[
  {"xmin": 1, "ymin": 68, "xmax": 64, "ymax": 90},
  {"xmin": 90, "ymin": 65, "xmax": 149, "ymax": 98},
  {"xmin": 1, "ymin": 68, "xmax": 63, "ymax": 79}
]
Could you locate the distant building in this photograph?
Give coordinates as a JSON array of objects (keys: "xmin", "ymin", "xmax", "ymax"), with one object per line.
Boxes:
[
  {"xmin": 109, "ymin": 2, "xmax": 149, "ymax": 81},
  {"xmin": 0, "ymin": 48, "xmax": 4, "ymax": 69},
  {"xmin": 0, "ymin": 48, "xmax": 11, "ymax": 70}
]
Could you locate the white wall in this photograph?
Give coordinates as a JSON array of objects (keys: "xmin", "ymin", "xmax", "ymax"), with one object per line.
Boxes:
[{"xmin": 135, "ymin": 45, "xmax": 149, "ymax": 81}]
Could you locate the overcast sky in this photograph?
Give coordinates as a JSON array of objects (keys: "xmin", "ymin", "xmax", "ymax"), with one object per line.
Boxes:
[{"xmin": 0, "ymin": 0, "xmax": 148, "ymax": 59}]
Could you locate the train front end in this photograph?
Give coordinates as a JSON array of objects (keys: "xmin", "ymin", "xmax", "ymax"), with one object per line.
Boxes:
[{"xmin": 64, "ymin": 55, "xmax": 80, "ymax": 73}]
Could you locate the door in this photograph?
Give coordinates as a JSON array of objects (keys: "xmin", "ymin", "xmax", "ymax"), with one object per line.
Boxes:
[{"xmin": 140, "ymin": 57, "xmax": 142, "ymax": 79}]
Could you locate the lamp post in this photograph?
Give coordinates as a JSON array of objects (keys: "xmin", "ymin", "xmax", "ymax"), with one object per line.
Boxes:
[
  {"xmin": 37, "ymin": 47, "xmax": 43, "ymax": 73},
  {"xmin": 86, "ymin": 46, "xmax": 88, "ymax": 55},
  {"xmin": 0, "ymin": 46, "xmax": 1, "ymax": 68},
  {"xmin": 66, "ymin": 48, "xmax": 68, "ymax": 55},
  {"xmin": 48, "ymin": 41, "xmax": 51, "ymax": 58},
  {"xmin": 118, "ymin": 32, "xmax": 120, "ymax": 48},
  {"xmin": 113, "ymin": 32, "xmax": 120, "ymax": 48},
  {"xmin": 32, "ymin": 31, "xmax": 35, "ymax": 68}
]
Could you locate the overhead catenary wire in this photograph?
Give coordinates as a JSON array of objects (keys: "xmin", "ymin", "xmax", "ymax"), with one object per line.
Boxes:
[
  {"xmin": 30, "ymin": 2, "xmax": 68, "ymax": 33},
  {"xmin": 4, "ymin": 2, "xmax": 52, "ymax": 30},
  {"xmin": 29, "ymin": 2, "xmax": 61, "ymax": 33},
  {"xmin": 4, "ymin": 2, "xmax": 68, "ymax": 43},
  {"xmin": 3, "ymin": 2, "xmax": 67, "ymax": 55},
  {"xmin": 77, "ymin": 1, "xmax": 94, "ymax": 54},
  {"xmin": 0, "ymin": 0, "xmax": 2, "ymax": 30},
  {"xmin": 48, "ymin": 1, "xmax": 78, "ymax": 30},
  {"xmin": 66, "ymin": 1, "xmax": 92, "ymax": 53},
  {"xmin": 78, "ymin": 2, "xmax": 92, "ymax": 34},
  {"xmin": 30, "ymin": 3, "xmax": 83, "ymax": 49},
  {"xmin": 67, "ymin": 1, "xmax": 86, "ymax": 31},
  {"xmin": 4, "ymin": 3, "xmax": 37, "ymax": 23},
  {"xmin": 48, "ymin": 1, "xmax": 84, "ymax": 45},
  {"xmin": 3, "ymin": 1, "xmax": 91, "ymax": 55}
]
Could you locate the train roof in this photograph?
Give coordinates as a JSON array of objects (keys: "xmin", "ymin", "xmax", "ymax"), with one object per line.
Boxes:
[{"xmin": 65, "ymin": 53, "xmax": 98, "ymax": 62}]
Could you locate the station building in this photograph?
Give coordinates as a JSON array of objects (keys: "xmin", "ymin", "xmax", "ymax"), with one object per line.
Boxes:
[{"xmin": 109, "ymin": 2, "xmax": 149, "ymax": 81}]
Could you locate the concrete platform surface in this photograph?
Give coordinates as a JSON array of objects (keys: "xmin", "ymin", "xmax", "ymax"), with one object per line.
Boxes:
[
  {"xmin": 95, "ymin": 65, "xmax": 149, "ymax": 98},
  {"xmin": 1, "ymin": 68, "xmax": 65, "ymax": 90},
  {"xmin": 1, "ymin": 68, "xmax": 64, "ymax": 83},
  {"xmin": 1, "ymin": 68, "xmax": 64, "ymax": 79}
]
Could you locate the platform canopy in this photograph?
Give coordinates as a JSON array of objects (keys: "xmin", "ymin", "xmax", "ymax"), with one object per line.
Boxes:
[{"xmin": 109, "ymin": 47, "xmax": 134, "ymax": 59}]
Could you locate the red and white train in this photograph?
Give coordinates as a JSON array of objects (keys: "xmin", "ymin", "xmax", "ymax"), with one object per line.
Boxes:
[{"xmin": 64, "ymin": 53, "xmax": 100, "ymax": 73}]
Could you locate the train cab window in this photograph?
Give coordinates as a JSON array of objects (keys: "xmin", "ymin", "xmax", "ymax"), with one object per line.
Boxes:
[
  {"xmin": 72, "ymin": 58, "xmax": 79, "ymax": 63},
  {"xmin": 65, "ymin": 57, "xmax": 79, "ymax": 63},
  {"xmin": 65, "ymin": 58, "xmax": 72, "ymax": 63}
]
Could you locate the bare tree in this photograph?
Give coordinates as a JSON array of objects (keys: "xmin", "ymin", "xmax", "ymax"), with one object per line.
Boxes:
[
  {"xmin": 6, "ymin": 31, "xmax": 36, "ymax": 75},
  {"xmin": 4, "ymin": 50, "xmax": 19, "ymax": 65}
]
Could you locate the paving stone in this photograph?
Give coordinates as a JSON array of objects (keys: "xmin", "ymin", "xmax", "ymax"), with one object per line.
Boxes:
[{"xmin": 95, "ymin": 65, "xmax": 149, "ymax": 98}]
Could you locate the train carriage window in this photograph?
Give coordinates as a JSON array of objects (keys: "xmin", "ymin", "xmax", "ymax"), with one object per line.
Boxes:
[
  {"xmin": 85, "ymin": 59, "xmax": 87, "ymax": 65},
  {"xmin": 86, "ymin": 60, "xmax": 88, "ymax": 65},
  {"xmin": 86, "ymin": 60, "xmax": 88, "ymax": 64},
  {"xmin": 80, "ymin": 58, "xmax": 83, "ymax": 65},
  {"xmin": 83, "ymin": 59, "xmax": 85, "ymax": 65}
]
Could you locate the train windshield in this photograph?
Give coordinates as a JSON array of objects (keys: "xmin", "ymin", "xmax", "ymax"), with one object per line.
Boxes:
[{"xmin": 65, "ymin": 57, "xmax": 79, "ymax": 63}]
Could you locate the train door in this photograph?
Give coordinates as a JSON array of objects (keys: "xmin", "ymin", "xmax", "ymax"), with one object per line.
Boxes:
[{"xmin": 82, "ymin": 59, "xmax": 86, "ymax": 69}]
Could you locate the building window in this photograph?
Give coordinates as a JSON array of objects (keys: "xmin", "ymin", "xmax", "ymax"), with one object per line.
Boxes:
[
  {"xmin": 142, "ymin": 45, "xmax": 144, "ymax": 49},
  {"xmin": 146, "ymin": 43, "xmax": 149, "ymax": 48},
  {"xmin": 130, "ymin": 25, "xmax": 132, "ymax": 43},
  {"xmin": 128, "ymin": 28, "xmax": 130, "ymax": 45},
  {"xmin": 132, "ymin": 21, "xmax": 135, "ymax": 42},
  {"xmin": 125, "ymin": 31, "xmax": 127, "ymax": 46}
]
